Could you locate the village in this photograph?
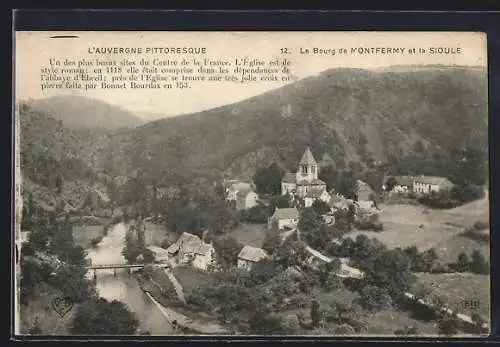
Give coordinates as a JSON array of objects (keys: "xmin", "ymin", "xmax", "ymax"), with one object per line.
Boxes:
[{"xmin": 115, "ymin": 147, "xmax": 489, "ymax": 335}]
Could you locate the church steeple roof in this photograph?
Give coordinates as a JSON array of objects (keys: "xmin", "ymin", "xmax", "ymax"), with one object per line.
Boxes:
[{"xmin": 299, "ymin": 147, "xmax": 317, "ymax": 165}]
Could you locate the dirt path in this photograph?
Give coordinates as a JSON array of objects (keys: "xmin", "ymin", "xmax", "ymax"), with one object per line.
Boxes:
[{"xmin": 163, "ymin": 269, "xmax": 186, "ymax": 304}]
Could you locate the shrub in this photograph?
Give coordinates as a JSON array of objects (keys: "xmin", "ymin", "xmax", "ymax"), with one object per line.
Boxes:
[
  {"xmin": 473, "ymin": 221, "xmax": 489, "ymax": 231},
  {"xmin": 357, "ymin": 285, "xmax": 392, "ymax": 312},
  {"xmin": 90, "ymin": 236, "xmax": 103, "ymax": 248},
  {"xmin": 354, "ymin": 213, "xmax": 384, "ymax": 232},
  {"xmin": 470, "ymin": 250, "xmax": 489, "ymax": 274}
]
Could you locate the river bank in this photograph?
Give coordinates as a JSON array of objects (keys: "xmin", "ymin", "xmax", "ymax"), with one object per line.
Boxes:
[
  {"xmin": 134, "ymin": 269, "xmax": 229, "ymax": 335},
  {"xmin": 87, "ymin": 223, "xmax": 177, "ymax": 335}
]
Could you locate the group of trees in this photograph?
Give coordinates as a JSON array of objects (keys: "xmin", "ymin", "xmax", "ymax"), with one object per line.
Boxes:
[
  {"xmin": 328, "ymin": 235, "xmax": 416, "ymax": 301},
  {"xmin": 319, "ymin": 165, "xmax": 359, "ymax": 200},
  {"xmin": 253, "ymin": 163, "xmax": 284, "ymax": 196},
  {"xmin": 297, "ymin": 207, "xmax": 355, "ymax": 251},
  {"xmin": 122, "ymin": 225, "xmax": 155, "ymax": 264},
  {"xmin": 455, "ymin": 250, "xmax": 490, "ymax": 275}
]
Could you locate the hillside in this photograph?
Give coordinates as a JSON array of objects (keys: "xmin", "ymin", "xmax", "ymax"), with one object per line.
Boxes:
[
  {"xmin": 18, "ymin": 102, "xmax": 113, "ymax": 214},
  {"xmin": 26, "ymin": 95, "xmax": 144, "ymax": 130},
  {"xmin": 103, "ymin": 66, "xmax": 488, "ymax": 184}
]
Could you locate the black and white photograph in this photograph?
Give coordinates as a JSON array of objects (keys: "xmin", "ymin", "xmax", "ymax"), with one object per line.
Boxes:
[{"xmin": 13, "ymin": 31, "xmax": 489, "ymax": 337}]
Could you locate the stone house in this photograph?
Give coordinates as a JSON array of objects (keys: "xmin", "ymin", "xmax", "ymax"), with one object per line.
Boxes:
[
  {"xmin": 413, "ymin": 175, "xmax": 455, "ymax": 194},
  {"xmin": 237, "ymin": 245, "xmax": 269, "ymax": 271},
  {"xmin": 235, "ymin": 189, "xmax": 259, "ymax": 211},
  {"xmin": 166, "ymin": 232, "xmax": 216, "ymax": 271},
  {"xmin": 268, "ymin": 207, "xmax": 300, "ymax": 231}
]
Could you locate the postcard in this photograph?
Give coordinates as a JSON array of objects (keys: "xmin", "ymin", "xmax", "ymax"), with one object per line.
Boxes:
[{"xmin": 13, "ymin": 31, "xmax": 489, "ymax": 337}]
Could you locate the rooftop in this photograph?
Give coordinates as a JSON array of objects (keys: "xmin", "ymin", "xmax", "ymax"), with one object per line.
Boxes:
[
  {"xmin": 238, "ymin": 245, "xmax": 269, "ymax": 263},
  {"xmin": 414, "ymin": 175, "xmax": 454, "ymax": 186},
  {"xmin": 272, "ymin": 207, "xmax": 299, "ymax": 220},
  {"xmin": 299, "ymin": 147, "xmax": 318, "ymax": 165}
]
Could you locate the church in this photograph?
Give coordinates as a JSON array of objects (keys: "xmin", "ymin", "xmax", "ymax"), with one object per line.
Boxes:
[{"xmin": 281, "ymin": 147, "xmax": 328, "ymax": 203}]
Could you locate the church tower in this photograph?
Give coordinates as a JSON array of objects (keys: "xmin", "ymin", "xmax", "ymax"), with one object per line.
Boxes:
[{"xmin": 296, "ymin": 147, "xmax": 318, "ymax": 182}]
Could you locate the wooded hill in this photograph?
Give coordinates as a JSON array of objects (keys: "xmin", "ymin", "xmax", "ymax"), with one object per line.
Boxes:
[
  {"xmin": 102, "ymin": 66, "xmax": 488, "ymax": 185},
  {"xmin": 19, "ymin": 65, "xmax": 488, "ymax": 210}
]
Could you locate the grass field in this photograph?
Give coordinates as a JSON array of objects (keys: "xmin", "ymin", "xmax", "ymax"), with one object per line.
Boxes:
[
  {"xmin": 230, "ymin": 223, "xmax": 268, "ymax": 248},
  {"xmin": 344, "ymin": 200, "xmax": 489, "ymax": 258},
  {"xmin": 433, "ymin": 233, "xmax": 490, "ymax": 263},
  {"xmin": 346, "ymin": 222, "xmax": 457, "ymax": 251},
  {"xmin": 364, "ymin": 309, "xmax": 438, "ymax": 336},
  {"xmin": 411, "ymin": 272, "xmax": 490, "ymax": 320},
  {"xmin": 72, "ymin": 225, "xmax": 104, "ymax": 249},
  {"xmin": 172, "ymin": 266, "xmax": 215, "ymax": 295}
]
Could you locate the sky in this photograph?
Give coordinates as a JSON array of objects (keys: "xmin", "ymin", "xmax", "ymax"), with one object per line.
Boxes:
[{"xmin": 15, "ymin": 31, "xmax": 487, "ymax": 117}]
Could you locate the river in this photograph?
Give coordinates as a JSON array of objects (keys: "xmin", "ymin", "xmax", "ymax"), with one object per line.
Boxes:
[{"xmin": 85, "ymin": 223, "xmax": 176, "ymax": 335}]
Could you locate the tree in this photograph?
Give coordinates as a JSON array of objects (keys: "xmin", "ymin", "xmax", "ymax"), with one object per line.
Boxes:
[
  {"xmin": 457, "ymin": 252, "xmax": 470, "ymax": 272},
  {"xmin": 357, "ymin": 285, "xmax": 392, "ymax": 312},
  {"xmin": 470, "ymin": 249, "xmax": 489, "ymax": 274},
  {"xmin": 213, "ymin": 236, "xmax": 244, "ymax": 269},
  {"xmin": 141, "ymin": 248, "xmax": 156, "ymax": 264},
  {"xmin": 70, "ymin": 297, "xmax": 139, "ymax": 334},
  {"xmin": 318, "ymin": 165, "xmax": 339, "ymax": 192},
  {"xmin": 338, "ymin": 170, "xmax": 359, "ymax": 200},
  {"xmin": 68, "ymin": 245, "xmax": 87, "ymax": 266},
  {"xmin": 253, "ymin": 163, "xmax": 284, "ymax": 196},
  {"xmin": 28, "ymin": 230, "xmax": 49, "ymax": 250},
  {"xmin": 262, "ymin": 231, "xmax": 282, "ymax": 255},
  {"xmin": 51, "ymin": 266, "xmax": 97, "ymax": 303},
  {"xmin": 122, "ymin": 231, "xmax": 142, "ymax": 264},
  {"xmin": 298, "ymin": 208, "xmax": 323, "ymax": 235},
  {"xmin": 384, "ymin": 176, "xmax": 398, "ymax": 192},
  {"xmin": 310, "ymin": 299, "xmax": 321, "ymax": 328},
  {"xmin": 275, "ymin": 240, "xmax": 308, "ymax": 268},
  {"xmin": 366, "ymin": 249, "xmax": 415, "ymax": 299},
  {"xmin": 91, "ymin": 236, "xmax": 103, "ymax": 248},
  {"xmin": 241, "ymin": 204, "xmax": 268, "ymax": 224},
  {"xmin": 248, "ymin": 308, "xmax": 285, "ymax": 334},
  {"xmin": 312, "ymin": 199, "xmax": 331, "ymax": 215}
]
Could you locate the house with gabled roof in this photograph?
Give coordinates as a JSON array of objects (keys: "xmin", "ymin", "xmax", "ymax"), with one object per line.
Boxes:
[
  {"xmin": 268, "ymin": 207, "xmax": 300, "ymax": 231},
  {"xmin": 166, "ymin": 232, "xmax": 216, "ymax": 271},
  {"xmin": 237, "ymin": 245, "xmax": 269, "ymax": 271}
]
